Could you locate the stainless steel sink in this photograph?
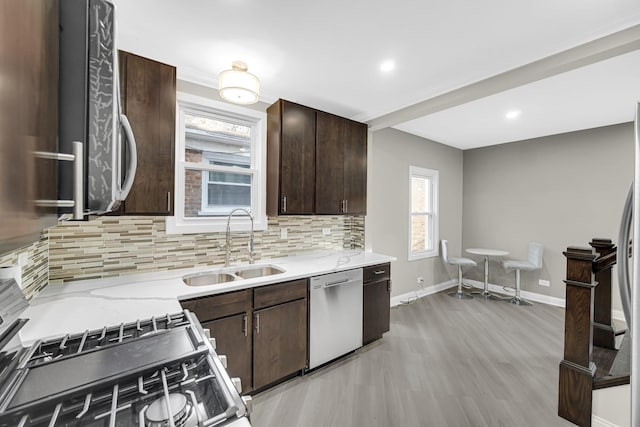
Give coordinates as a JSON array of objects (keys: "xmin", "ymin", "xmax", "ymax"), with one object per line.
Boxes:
[
  {"xmin": 182, "ymin": 272, "xmax": 237, "ymax": 286},
  {"xmin": 234, "ymin": 265, "xmax": 285, "ymax": 279}
]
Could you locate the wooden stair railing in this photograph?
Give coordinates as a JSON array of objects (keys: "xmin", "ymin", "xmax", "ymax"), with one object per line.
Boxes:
[{"xmin": 558, "ymin": 238, "xmax": 630, "ymax": 427}]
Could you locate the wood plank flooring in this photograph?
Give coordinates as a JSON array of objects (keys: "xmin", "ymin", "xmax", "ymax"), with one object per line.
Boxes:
[{"xmin": 250, "ymin": 291, "xmax": 574, "ymax": 427}]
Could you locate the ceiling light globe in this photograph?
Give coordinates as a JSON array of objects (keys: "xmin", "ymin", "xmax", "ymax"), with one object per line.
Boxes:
[{"xmin": 218, "ymin": 61, "xmax": 260, "ymax": 105}]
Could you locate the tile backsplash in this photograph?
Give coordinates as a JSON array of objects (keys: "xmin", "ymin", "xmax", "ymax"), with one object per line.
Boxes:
[
  {"xmin": 49, "ymin": 216, "xmax": 364, "ymax": 283},
  {"xmin": 0, "ymin": 231, "xmax": 49, "ymax": 301}
]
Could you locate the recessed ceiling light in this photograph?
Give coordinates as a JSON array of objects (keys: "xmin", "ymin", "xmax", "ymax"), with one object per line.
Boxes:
[
  {"xmin": 380, "ymin": 60, "xmax": 395, "ymax": 73},
  {"xmin": 505, "ymin": 109, "xmax": 521, "ymax": 120}
]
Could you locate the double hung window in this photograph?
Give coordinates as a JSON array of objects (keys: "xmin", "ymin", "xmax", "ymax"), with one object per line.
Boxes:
[
  {"xmin": 167, "ymin": 93, "xmax": 266, "ymax": 234},
  {"xmin": 409, "ymin": 166, "xmax": 439, "ymax": 260}
]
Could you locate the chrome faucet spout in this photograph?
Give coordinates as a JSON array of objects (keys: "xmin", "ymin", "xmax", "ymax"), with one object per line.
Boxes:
[{"xmin": 225, "ymin": 208, "xmax": 256, "ymax": 267}]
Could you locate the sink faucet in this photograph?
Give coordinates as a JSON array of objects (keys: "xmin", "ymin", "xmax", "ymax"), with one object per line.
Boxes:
[{"xmin": 225, "ymin": 208, "xmax": 255, "ymax": 267}]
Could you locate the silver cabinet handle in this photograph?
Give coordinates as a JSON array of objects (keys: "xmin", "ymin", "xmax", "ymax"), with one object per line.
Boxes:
[
  {"xmin": 340, "ymin": 200, "xmax": 345, "ymax": 213},
  {"xmin": 282, "ymin": 196, "xmax": 287, "ymax": 212},
  {"xmin": 242, "ymin": 314, "xmax": 248, "ymax": 337},
  {"xmin": 373, "ymin": 270, "xmax": 386, "ymax": 275},
  {"xmin": 255, "ymin": 313, "xmax": 260, "ymax": 334},
  {"xmin": 388, "ymin": 279, "xmax": 392, "ymax": 292},
  {"xmin": 33, "ymin": 141, "xmax": 84, "ymax": 219},
  {"xmin": 167, "ymin": 192, "xmax": 171, "ymax": 212},
  {"xmin": 345, "ymin": 199, "xmax": 348, "ymax": 213}
]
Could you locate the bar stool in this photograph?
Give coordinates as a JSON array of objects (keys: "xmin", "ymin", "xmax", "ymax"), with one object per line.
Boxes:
[
  {"xmin": 502, "ymin": 242, "xmax": 544, "ymax": 306},
  {"xmin": 440, "ymin": 240, "xmax": 476, "ymax": 299}
]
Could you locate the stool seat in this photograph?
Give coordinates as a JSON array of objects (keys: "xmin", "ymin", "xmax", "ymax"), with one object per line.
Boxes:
[
  {"xmin": 448, "ymin": 257, "xmax": 477, "ymax": 267},
  {"xmin": 502, "ymin": 242, "xmax": 543, "ymax": 306},
  {"xmin": 502, "ymin": 260, "xmax": 538, "ymax": 271},
  {"xmin": 441, "ymin": 240, "xmax": 476, "ymax": 300}
]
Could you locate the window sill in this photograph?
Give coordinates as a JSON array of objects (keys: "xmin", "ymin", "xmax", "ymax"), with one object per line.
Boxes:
[
  {"xmin": 165, "ymin": 215, "xmax": 268, "ymax": 235},
  {"xmin": 408, "ymin": 250, "xmax": 439, "ymax": 261}
]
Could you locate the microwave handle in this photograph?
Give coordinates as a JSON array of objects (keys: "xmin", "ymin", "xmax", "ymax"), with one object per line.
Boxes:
[{"xmin": 118, "ymin": 114, "xmax": 137, "ymax": 200}]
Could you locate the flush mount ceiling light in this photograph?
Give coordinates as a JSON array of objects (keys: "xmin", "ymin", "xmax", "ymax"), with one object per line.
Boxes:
[
  {"xmin": 218, "ymin": 61, "xmax": 260, "ymax": 105},
  {"xmin": 505, "ymin": 109, "xmax": 522, "ymax": 120},
  {"xmin": 380, "ymin": 60, "xmax": 395, "ymax": 73}
]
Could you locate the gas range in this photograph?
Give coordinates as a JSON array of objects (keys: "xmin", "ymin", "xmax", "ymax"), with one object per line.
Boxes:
[{"xmin": 0, "ymin": 279, "xmax": 251, "ymax": 427}]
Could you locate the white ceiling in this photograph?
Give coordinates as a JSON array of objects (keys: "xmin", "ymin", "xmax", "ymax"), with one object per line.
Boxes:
[{"xmin": 111, "ymin": 0, "xmax": 640, "ymax": 149}]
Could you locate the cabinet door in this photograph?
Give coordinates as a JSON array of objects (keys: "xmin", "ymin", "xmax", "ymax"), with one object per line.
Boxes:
[
  {"xmin": 279, "ymin": 101, "xmax": 316, "ymax": 214},
  {"xmin": 0, "ymin": 0, "xmax": 58, "ymax": 254},
  {"xmin": 203, "ymin": 314, "xmax": 253, "ymax": 393},
  {"xmin": 253, "ymin": 298, "xmax": 307, "ymax": 390},
  {"xmin": 315, "ymin": 111, "xmax": 345, "ymax": 214},
  {"xmin": 363, "ymin": 279, "xmax": 391, "ymax": 345},
  {"xmin": 343, "ymin": 121, "xmax": 367, "ymax": 215},
  {"xmin": 119, "ymin": 51, "xmax": 176, "ymax": 215}
]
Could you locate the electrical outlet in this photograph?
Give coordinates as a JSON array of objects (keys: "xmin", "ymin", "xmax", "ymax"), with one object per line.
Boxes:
[
  {"xmin": 538, "ymin": 279, "xmax": 550, "ymax": 287},
  {"xmin": 417, "ymin": 277, "xmax": 424, "ymax": 285},
  {"xmin": 280, "ymin": 228, "xmax": 288, "ymax": 239},
  {"xmin": 322, "ymin": 228, "xmax": 331, "ymax": 236}
]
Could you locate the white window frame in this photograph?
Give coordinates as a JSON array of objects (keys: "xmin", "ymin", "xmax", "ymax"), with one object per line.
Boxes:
[
  {"xmin": 408, "ymin": 166, "xmax": 439, "ymax": 261},
  {"xmin": 166, "ymin": 92, "xmax": 267, "ymax": 234},
  {"xmin": 199, "ymin": 152, "xmax": 252, "ymax": 215}
]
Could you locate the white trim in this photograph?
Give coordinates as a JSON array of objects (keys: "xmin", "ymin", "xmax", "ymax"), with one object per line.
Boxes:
[
  {"xmin": 612, "ymin": 309, "xmax": 627, "ymax": 324},
  {"xmin": 390, "ymin": 278, "xmax": 568, "ymax": 308},
  {"xmin": 592, "ymin": 415, "xmax": 621, "ymax": 427},
  {"xmin": 464, "ymin": 279, "xmax": 566, "ymax": 307},
  {"xmin": 408, "ymin": 166, "xmax": 439, "ymax": 261},
  {"xmin": 390, "ymin": 280, "xmax": 457, "ymax": 307},
  {"xmin": 168, "ymin": 92, "xmax": 267, "ymax": 234}
]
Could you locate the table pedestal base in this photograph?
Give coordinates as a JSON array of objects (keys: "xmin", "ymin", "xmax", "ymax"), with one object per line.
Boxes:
[
  {"xmin": 509, "ymin": 297, "xmax": 532, "ymax": 306},
  {"xmin": 448, "ymin": 290, "xmax": 473, "ymax": 300}
]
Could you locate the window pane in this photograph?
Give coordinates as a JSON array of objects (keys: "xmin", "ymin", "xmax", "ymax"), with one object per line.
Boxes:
[
  {"xmin": 411, "ymin": 214, "xmax": 430, "ymax": 252},
  {"xmin": 208, "ymin": 183, "xmax": 251, "ymax": 208},
  {"xmin": 411, "ymin": 177, "xmax": 430, "ymax": 213},
  {"xmin": 184, "ymin": 168, "xmax": 252, "ymax": 217},
  {"xmin": 209, "ymin": 171, "xmax": 251, "ymax": 185},
  {"xmin": 184, "ymin": 112, "xmax": 251, "ymax": 166}
]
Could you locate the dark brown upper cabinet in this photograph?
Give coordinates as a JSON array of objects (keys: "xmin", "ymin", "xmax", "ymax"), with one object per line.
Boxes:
[
  {"xmin": 267, "ymin": 99, "xmax": 316, "ymax": 215},
  {"xmin": 0, "ymin": 0, "xmax": 58, "ymax": 255},
  {"xmin": 118, "ymin": 51, "xmax": 176, "ymax": 215},
  {"xmin": 267, "ymin": 99, "xmax": 367, "ymax": 216},
  {"xmin": 316, "ymin": 111, "xmax": 367, "ymax": 215}
]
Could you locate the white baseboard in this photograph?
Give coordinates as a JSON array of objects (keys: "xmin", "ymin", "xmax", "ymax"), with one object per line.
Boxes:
[
  {"xmin": 464, "ymin": 279, "xmax": 566, "ymax": 307},
  {"xmin": 390, "ymin": 279, "xmax": 628, "ymax": 322},
  {"xmin": 390, "ymin": 280, "xmax": 457, "ymax": 307},
  {"xmin": 592, "ymin": 415, "xmax": 621, "ymax": 427}
]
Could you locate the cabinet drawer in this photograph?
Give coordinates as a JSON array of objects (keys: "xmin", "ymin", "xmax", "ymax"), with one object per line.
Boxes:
[
  {"xmin": 363, "ymin": 263, "xmax": 391, "ymax": 283},
  {"xmin": 254, "ymin": 279, "xmax": 307, "ymax": 310},
  {"xmin": 181, "ymin": 289, "xmax": 252, "ymax": 322}
]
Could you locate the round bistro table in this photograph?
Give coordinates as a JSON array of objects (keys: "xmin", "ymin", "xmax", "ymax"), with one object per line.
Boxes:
[{"xmin": 465, "ymin": 248, "xmax": 509, "ymax": 300}]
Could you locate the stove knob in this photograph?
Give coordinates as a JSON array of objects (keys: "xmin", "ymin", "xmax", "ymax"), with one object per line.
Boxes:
[
  {"xmin": 231, "ymin": 377, "xmax": 242, "ymax": 394},
  {"xmin": 203, "ymin": 328, "xmax": 211, "ymax": 339},
  {"xmin": 208, "ymin": 337, "xmax": 216, "ymax": 350},
  {"xmin": 219, "ymin": 354, "xmax": 228, "ymax": 369},
  {"xmin": 242, "ymin": 396, "xmax": 253, "ymax": 414}
]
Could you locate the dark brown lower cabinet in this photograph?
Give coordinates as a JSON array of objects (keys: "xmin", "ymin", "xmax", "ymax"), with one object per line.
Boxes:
[
  {"xmin": 202, "ymin": 314, "xmax": 252, "ymax": 394},
  {"xmin": 363, "ymin": 264, "xmax": 391, "ymax": 345},
  {"xmin": 253, "ymin": 298, "xmax": 307, "ymax": 390}
]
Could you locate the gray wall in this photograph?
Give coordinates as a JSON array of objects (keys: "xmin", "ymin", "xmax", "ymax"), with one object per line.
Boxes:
[
  {"xmin": 462, "ymin": 122, "xmax": 634, "ymax": 305},
  {"xmin": 368, "ymin": 128, "xmax": 464, "ymax": 297}
]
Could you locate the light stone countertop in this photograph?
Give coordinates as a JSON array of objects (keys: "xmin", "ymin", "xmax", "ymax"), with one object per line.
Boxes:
[{"xmin": 19, "ymin": 250, "xmax": 396, "ymax": 345}]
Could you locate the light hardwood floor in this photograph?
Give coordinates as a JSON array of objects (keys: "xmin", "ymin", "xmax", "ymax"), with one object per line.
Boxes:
[{"xmin": 250, "ymin": 290, "xmax": 575, "ymax": 427}]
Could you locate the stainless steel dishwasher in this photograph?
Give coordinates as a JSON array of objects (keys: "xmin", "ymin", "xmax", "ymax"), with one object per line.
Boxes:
[{"xmin": 309, "ymin": 268, "xmax": 363, "ymax": 369}]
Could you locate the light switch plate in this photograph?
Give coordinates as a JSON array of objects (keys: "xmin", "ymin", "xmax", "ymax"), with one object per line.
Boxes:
[
  {"xmin": 538, "ymin": 279, "xmax": 551, "ymax": 287},
  {"xmin": 280, "ymin": 228, "xmax": 288, "ymax": 239},
  {"xmin": 322, "ymin": 228, "xmax": 331, "ymax": 236}
]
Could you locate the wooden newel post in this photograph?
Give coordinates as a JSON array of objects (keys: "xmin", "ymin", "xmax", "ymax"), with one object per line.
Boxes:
[
  {"xmin": 590, "ymin": 238, "xmax": 617, "ymax": 350},
  {"xmin": 558, "ymin": 246, "xmax": 598, "ymax": 427}
]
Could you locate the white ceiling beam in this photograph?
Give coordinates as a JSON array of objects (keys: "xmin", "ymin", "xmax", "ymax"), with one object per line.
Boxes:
[{"xmin": 367, "ymin": 24, "xmax": 640, "ymax": 131}]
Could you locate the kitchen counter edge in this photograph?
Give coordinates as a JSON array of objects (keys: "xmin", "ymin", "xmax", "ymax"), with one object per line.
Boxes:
[{"xmin": 19, "ymin": 250, "xmax": 396, "ymax": 345}]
